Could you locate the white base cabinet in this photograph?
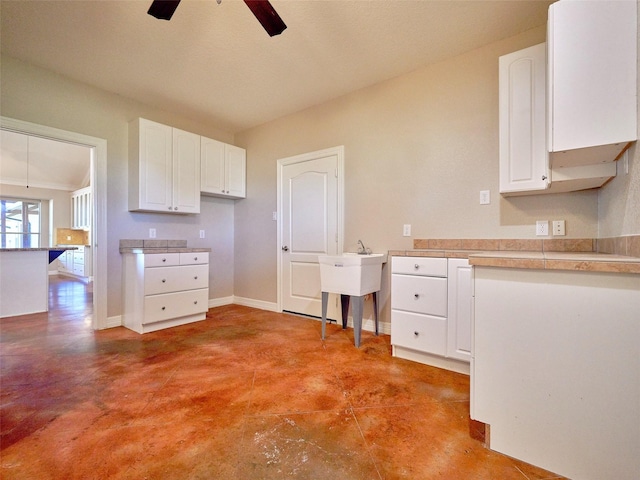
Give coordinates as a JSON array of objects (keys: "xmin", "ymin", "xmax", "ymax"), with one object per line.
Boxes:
[
  {"xmin": 391, "ymin": 256, "xmax": 471, "ymax": 374},
  {"xmin": 57, "ymin": 245, "xmax": 92, "ymax": 279},
  {"xmin": 473, "ymin": 267, "xmax": 640, "ymax": 480},
  {"xmin": 122, "ymin": 251, "xmax": 209, "ymax": 334}
]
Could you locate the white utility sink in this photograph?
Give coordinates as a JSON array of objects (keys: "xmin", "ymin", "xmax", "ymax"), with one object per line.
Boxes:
[{"xmin": 319, "ymin": 253, "xmax": 387, "ymax": 297}]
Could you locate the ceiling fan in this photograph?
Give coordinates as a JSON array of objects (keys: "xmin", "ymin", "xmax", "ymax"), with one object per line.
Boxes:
[{"xmin": 147, "ymin": 0, "xmax": 287, "ymax": 37}]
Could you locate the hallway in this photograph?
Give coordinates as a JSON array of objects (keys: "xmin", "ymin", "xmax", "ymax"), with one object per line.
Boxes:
[{"xmin": 0, "ymin": 282, "xmax": 565, "ymax": 479}]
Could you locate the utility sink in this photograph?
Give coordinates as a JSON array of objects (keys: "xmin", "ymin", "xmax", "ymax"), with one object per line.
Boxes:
[{"xmin": 319, "ymin": 253, "xmax": 387, "ymax": 297}]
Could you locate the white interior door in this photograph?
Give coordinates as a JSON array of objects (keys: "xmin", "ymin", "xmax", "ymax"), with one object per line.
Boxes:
[{"xmin": 278, "ymin": 146, "xmax": 343, "ymax": 319}]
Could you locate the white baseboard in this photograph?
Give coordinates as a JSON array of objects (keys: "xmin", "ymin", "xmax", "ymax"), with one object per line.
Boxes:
[
  {"xmin": 232, "ymin": 296, "xmax": 279, "ymax": 312},
  {"xmin": 208, "ymin": 296, "xmax": 234, "ymax": 308},
  {"xmin": 105, "ymin": 315, "xmax": 122, "ymax": 329}
]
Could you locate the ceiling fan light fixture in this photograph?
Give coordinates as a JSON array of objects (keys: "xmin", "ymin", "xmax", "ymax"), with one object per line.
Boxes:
[
  {"xmin": 147, "ymin": 0, "xmax": 181, "ymax": 21},
  {"xmin": 243, "ymin": 0, "xmax": 287, "ymax": 37}
]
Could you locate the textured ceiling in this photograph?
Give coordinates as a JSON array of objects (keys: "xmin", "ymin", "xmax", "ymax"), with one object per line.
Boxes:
[{"xmin": 1, "ymin": 0, "xmax": 553, "ymax": 134}]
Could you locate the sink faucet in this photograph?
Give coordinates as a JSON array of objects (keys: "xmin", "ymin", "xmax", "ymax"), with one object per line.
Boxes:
[{"xmin": 357, "ymin": 240, "xmax": 371, "ymax": 255}]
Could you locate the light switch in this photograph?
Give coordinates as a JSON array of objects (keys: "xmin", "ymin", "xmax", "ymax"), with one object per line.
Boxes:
[{"xmin": 480, "ymin": 190, "xmax": 491, "ymax": 205}]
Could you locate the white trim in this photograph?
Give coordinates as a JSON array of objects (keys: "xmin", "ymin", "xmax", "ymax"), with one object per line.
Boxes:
[
  {"xmin": 232, "ymin": 296, "xmax": 279, "ymax": 312},
  {"xmin": 392, "ymin": 345, "xmax": 471, "ymax": 375},
  {"xmin": 106, "ymin": 315, "xmax": 123, "ymax": 329},
  {"xmin": 208, "ymin": 296, "xmax": 235, "ymax": 308},
  {"xmin": 1, "ymin": 116, "xmax": 108, "ymax": 330},
  {"xmin": 276, "ymin": 146, "xmax": 345, "ymax": 314}
]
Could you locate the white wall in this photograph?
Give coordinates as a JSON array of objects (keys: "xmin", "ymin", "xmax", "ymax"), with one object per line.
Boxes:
[
  {"xmin": 233, "ymin": 26, "xmax": 602, "ymax": 305},
  {"xmin": 1, "ymin": 54, "xmax": 236, "ymax": 318}
]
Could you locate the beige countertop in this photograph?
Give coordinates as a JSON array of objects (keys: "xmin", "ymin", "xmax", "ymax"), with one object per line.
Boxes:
[
  {"xmin": 120, "ymin": 247, "xmax": 211, "ymax": 254},
  {"xmin": 0, "ymin": 247, "xmax": 78, "ymax": 252},
  {"xmin": 390, "ymin": 237, "xmax": 640, "ymax": 275}
]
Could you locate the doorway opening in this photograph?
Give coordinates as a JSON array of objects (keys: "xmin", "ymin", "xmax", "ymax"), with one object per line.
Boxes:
[{"xmin": 1, "ymin": 116, "xmax": 107, "ymax": 330}]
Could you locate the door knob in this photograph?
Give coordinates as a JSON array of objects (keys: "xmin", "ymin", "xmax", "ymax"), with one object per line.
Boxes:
[{"xmin": 282, "ymin": 246, "xmax": 289, "ymax": 251}]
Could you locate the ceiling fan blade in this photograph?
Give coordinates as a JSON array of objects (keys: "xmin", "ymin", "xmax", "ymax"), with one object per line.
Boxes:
[
  {"xmin": 244, "ymin": 0, "xmax": 287, "ymax": 37},
  {"xmin": 148, "ymin": 0, "xmax": 181, "ymax": 21}
]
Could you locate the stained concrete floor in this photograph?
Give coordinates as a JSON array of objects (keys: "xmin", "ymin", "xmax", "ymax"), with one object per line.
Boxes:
[{"xmin": 0, "ymin": 276, "xmax": 566, "ymax": 479}]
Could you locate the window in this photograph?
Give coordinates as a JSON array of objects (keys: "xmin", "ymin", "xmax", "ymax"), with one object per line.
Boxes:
[{"xmin": 0, "ymin": 198, "xmax": 41, "ymax": 248}]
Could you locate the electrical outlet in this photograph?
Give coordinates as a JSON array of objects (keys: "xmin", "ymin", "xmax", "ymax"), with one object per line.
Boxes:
[
  {"xmin": 199, "ymin": 230, "xmax": 205, "ymax": 239},
  {"xmin": 479, "ymin": 190, "xmax": 490, "ymax": 205},
  {"xmin": 536, "ymin": 221, "xmax": 549, "ymax": 236},
  {"xmin": 552, "ymin": 220, "xmax": 566, "ymax": 236},
  {"xmin": 403, "ymin": 224, "xmax": 411, "ymax": 237},
  {"xmin": 272, "ymin": 211, "xmax": 277, "ymax": 221},
  {"xmin": 149, "ymin": 228, "xmax": 156, "ymax": 239}
]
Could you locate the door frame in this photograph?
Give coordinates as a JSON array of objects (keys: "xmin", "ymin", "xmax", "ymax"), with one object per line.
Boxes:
[
  {"xmin": 276, "ymin": 146, "xmax": 345, "ymax": 313},
  {"xmin": 1, "ymin": 116, "xmax": 108, "ymax": 330}
]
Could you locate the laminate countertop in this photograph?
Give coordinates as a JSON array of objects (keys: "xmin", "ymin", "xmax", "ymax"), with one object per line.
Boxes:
[
  {"xmin": 0, "ymin": 247, "xmax": 78, "ymax": 252},
  {"xmin": 389, "ymin": 237, "xmax": 640, "ymax": 275}
]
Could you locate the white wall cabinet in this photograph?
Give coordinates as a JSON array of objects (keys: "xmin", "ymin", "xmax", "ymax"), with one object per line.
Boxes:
[
  {"xmin": 71, "ymin": 186, "xmax": 92, "ymax": 229},
  {"xmin": 201, "ymin": 136, "xmax": 246, "ymax": 199},
  {"xmin": 499, "ymin": 43, "xmax": 549, "ymax": 195},
  {"xmin": 547, "ymin": 0, "xmax": 637, "ymax": 167},
  {"xmin": 499, "ymin": 0, "xmax": 636, "ymax": 196},
  {"xmin": 129, "ymin": 118, "xmax": 201, "ymax": 214},
  {"xmin": 391, "ymin": 256, "xmax": 471, "ymax": 374},
  {"xmin": 122, "ymin": 251, "xmax": 210, "ymax": 334}
]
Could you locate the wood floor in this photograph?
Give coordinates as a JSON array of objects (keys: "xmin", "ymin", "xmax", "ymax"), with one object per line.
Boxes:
[{"xmin": 0, "ymin": 275, "xmax": 566, "ymax": 479}]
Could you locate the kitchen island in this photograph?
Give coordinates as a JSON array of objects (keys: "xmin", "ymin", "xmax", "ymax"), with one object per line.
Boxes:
[
  {"xmin": 0, "ymin": 247, "xmax": 77, "ymax": 318},
  {"xmin": 469, "ymin": 250, "xmax": 639, "ymax": 480}
]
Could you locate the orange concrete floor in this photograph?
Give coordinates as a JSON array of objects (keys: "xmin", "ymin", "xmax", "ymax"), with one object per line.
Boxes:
[{"xmin": 0, "ymin": 276, "xmax": 566, "ymax": 479}]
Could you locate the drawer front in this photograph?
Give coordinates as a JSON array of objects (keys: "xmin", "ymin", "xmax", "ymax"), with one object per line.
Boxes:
[
  {"xmin": 391, "ymin": 274, "xmax": 447, "ymax": 316},
  {"xmin": 143, "ymin": 288, "xmax": 209, "ymax": 324},
  {"xmin": 144, "ymin": 264, "xmax": 209, "ymax": 295},
  {"xmin": 391, "ymin": 310, "xmax": 447, "ymax": 356},
  {"xmin": 180, "ymin": 252, "xmax": 209, "ymax": 265},
  {"xmin": 392, "ymin": 256, "xmax": 447, "ymax": 277},
  {"xmin": 144, "ymin": 253, "xmax": 180, "ymax": 268},
  {"xmin": 72, "ymin": 264, "xmax": 85, "ymax": 276}
]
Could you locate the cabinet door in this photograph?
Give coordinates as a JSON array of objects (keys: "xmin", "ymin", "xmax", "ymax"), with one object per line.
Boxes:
[
  {"xmin": 447, "ymin": 258, "xmax": 472, "ymax": 362},
  {"xmin": 200, "ymin": 136, "xmax": 226, "ymax": 196},
  {"xmin": 225, "ymin": 144, "xmax": 246, "ymax": 198},
  {"xmin": 499, "ymin": 43, "xmax": 548, "ymax": 194},
  {"xmin": 172, "ymin": 128, "xmax": 201, "ymax": 213},
  {"xmin": 548, "ymin": 0, "xmax": 637, "ymax": 161},
  {"xmin": 135, "ymin": 118, "xmax": 173, "ymax": 212}
]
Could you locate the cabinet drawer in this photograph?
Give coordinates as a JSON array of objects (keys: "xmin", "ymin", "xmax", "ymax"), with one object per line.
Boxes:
[
  {"xmin": 143, "ymin": 288, "xmax": 209, "ymax": 324},
  {"xmin": 391, "ymin": 310, "xmax": 447, "ymax": 356},
  {"xmin": 144, "ymin": 264, "xmax": 209, "ymax": 295},
  {"xmin": 392, "ymin": 257, "xmax": 447, "ymax": 277},
  {"xmin": 144, "ymin": 253, "xmax": 180, "ymax": 267},
  {"xmin": 391, "ymin": 274, "xmax": 447, "ymax": 316},
  {"xmin": 180, "ymin": 252, "xmax": 209, "ymax": 265}
]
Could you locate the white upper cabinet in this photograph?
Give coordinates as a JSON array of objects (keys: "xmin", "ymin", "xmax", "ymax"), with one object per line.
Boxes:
[
  {"xmin": 547, "ymin": 0, "xmax": 637, "ymax": 166},
  {"xmin": 129, "ymin": 118, "xmax": 201, "ymax": 214},
  {"xmin": 499, "ymin": 43, "xmax": 549, "ymax": 194},
  {"xmin": 201, "ymin": 136, "xmax": 246, "ymax": 199}
]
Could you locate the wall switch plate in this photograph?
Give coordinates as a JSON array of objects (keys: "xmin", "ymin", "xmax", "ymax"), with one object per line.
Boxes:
[
  {"xmin": 552, "ymin": 220, "xmax": 566, "ymax": 236},
  {"xmin": 149, "ymin": 228, "xmax": 156, "ymax": 238},
  {"xmin": 479, "ymin": 190, "xmax": 491, "ymax": 205},
  {"xmin": 199, "ymin": 230, "xmax": 205, "ymax": 239},
  {"xmin": 272, "ymin": 211, "xmax": 277, "ymax": 221},
  {"xmin": 536, "ymin": 221, "xmax": 549, "ymax": 236},
  {"xmin": 403, "ymin": 224, "xmax": 411, "ymax": 237}
]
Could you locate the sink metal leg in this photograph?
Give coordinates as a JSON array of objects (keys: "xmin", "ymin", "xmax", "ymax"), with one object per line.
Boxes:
[
  {"xmin": 352, "ymin": 295, "xmax": 364, "ymax": 348},
  {"xmin": 373, "ymin": 291, "xmax": 379, "ymax": 336},
  {"xmin": 321, "ymin": 291, "xmax": 329, "ymax": 340},
  {"xmin": 340, "ymin": 294, "xmax": 350, "ymax": 329}
]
